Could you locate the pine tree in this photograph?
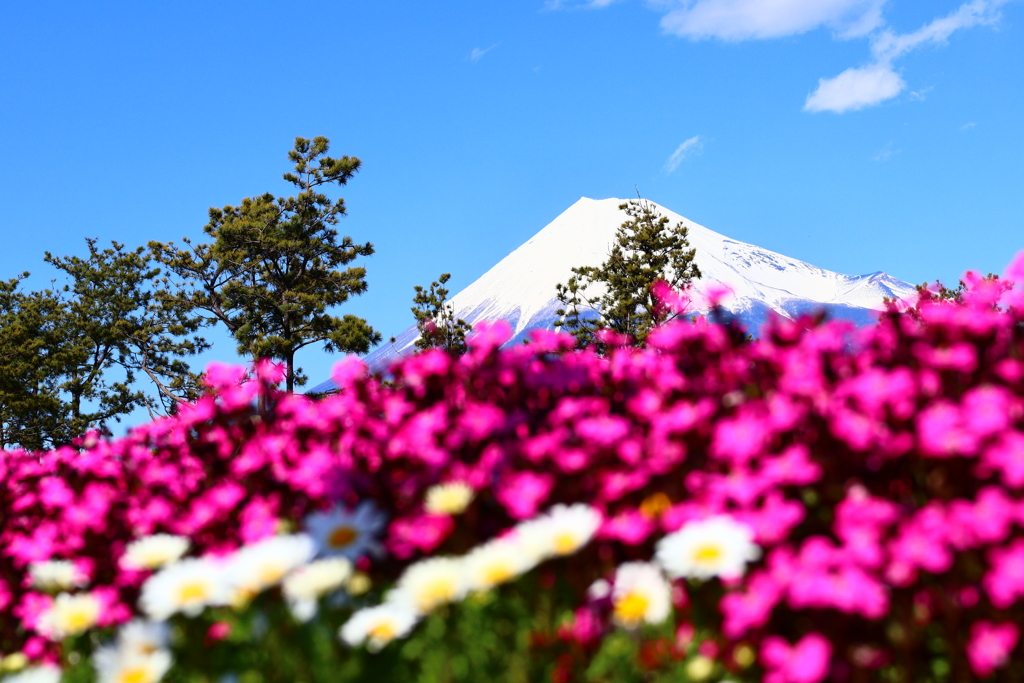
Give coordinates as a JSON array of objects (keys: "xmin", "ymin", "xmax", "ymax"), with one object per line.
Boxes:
[
  {"xmin": 555, "ymin": 199, "xmax": 701, "ymax": 348},
  {"xmin": 411, "ymin": 273, "xmax": 470, "ymax": 354},
  {"xmin": 151, "ymin": 136, "xmax": 381, "ymax": 392},
  {"xmin": 0, "ymin": 240, "xmax": 208, "ymax": 450}
]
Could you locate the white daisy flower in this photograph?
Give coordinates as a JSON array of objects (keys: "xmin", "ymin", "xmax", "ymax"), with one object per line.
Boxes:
[
  {"xmin": 339, "ymin": 602, "xmax": 419, "ymax": 652},
  {"xmin": 463, "ymin": 538, "xmax": 534, "ymax": 592},
  {"xmin": 139, "ymin": 557, "xmax": 230, "ymax": 620},
  {"xmin": 610, "ymin": 562, "xmax": 672, "ymax": 629},
  {"xmin": 655, "ymin": 515, "xmax": 761, "ymax": 580},
  {"xmin": 116, "ymin": 620, "xmax": 169, "ymax": 657},
  {"xmin": 225, "ymin": 534, "xmax": 315, "ymax": 604},
  {"xmin": 424, "ymin": 482, "xmax": 475, "ymax": 515},
  {"xmin": 120, "ymin": 535, "xmax": 190, "ymax": 571},
  {"xmin": 518, "ymin": 504, "xmax": 602, "ymax": 559},
  {"xmin": 93, "ymin": 643, "xmax": 172, "ymax": 683},
  {"xmin": 282, "ymin": 558, "xmax": 353, "ymax": 622},
  {"xmin": 28, "ymin": 560, "xmax": 87, "ymax": 591},
  {"xmin": 37, "ymin": 591, "xmax": 101, "ymax": 640},
  {"xmin": 304, "ymin": 501, "xmax": 387, "ymax": 560},
  {"xmin": 3, "ymin": 666, "xmax": 62, "ymax": 683},
  {"xmin": 389, "ymin": 557, "xmax": 468, "ymax": 614}
]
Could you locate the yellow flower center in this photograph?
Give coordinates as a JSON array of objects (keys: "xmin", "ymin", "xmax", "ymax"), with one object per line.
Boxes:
[
  {"xmin": 63, "ymin": 607, "xmax": 97, "ymax": 633},
  {"xmin": 553, "ymin": 532, "xmax": 579, "ymax": 555},
  {"xmin": 482, "ymin": 563, "xmax": 515, "ymax": 587},
  {"xmin": 693, "ymin": 543, "xmax": 722, "ymax": 565},
  {"xmin": 177, "ymin": 580, "xmax": 209, "ymax": 606},
  {"xmin": 614, "ymin": 591, "xmax": 650, "ymax": 626},
  {"xmin": 369, "ymin": 622, "xmax": 396, "ymax": 643},
  {"xmin": 328, "ymin": 525, "xmax": 358, "ymax": 548},
  {"xmin": 118, "ymin": 666, "xmax": 152, "ymax": 683},
  {"xmin": 259, "ymin": 565, "xmax": 286, "ymax": 586},
  {"xmin": 418, "ymin": 579, "xmax": 457, "ymax": 611}
]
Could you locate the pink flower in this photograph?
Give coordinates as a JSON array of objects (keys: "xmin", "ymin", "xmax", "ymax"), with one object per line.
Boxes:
[
  {"xmin": 961, "ymin": 385, "xmax": 1012, "ymax": 437},
  {"xmin": 720, "ymin": 570, "xmax": 782, "ymax": 638},
  {"xmin": 762, "ymin": 445, "xmax": 821, "ymax": 488},
  {"xmin": 760, "ymin": 633, "xmax": 832, "ymax": 683},
  {"xmin": 466, "ymin": 320, "xmax": 512, "ymax": 352},
  {"xmin": 984, "ymin": 539, "xmax": 1024, "ymax": 609},
  {"xmin": 980, "ymin": 431, "xmax": 1024, "ymax": 488},
  {"xmin": 917, "ymin": 400, "xmax": 978, "ymax": 457},
  {"xmin": 558, "ymin": 607, "xmax": 603, "ymax": 646},
  {"xmin": 386, "ymin": 514, "xmax": 454, "ymax": 559},
  {"xmin": 711, "ymin": 413, "xmax": 770, "ymax": 465},
  {"xmin": 967, "ymin": 620, "xmax": 1019, "ymax": 677},
  {"xmin": 494, "ymin": 471, "xmax": 555, "ymax": 520},
  {"xmin": 598, "ymin": 509, "xmax": 656, "ymax": 545},
  {"xmin": 575, "ymin": 415, "xmax": 631, "ymax": 449}
]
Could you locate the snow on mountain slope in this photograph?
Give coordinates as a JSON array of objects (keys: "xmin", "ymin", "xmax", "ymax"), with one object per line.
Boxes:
[{"xmin": 310, "ymin": 197, "xmax": 915, "ymax": 388}]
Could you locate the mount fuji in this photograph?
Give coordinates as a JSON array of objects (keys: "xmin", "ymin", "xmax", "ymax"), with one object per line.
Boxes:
[{"xmin": 311, "ymin": 197, "xmax": 915, "ymax": 389}]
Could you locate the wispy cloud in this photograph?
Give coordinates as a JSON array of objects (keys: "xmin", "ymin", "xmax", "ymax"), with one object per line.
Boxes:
[
  {"xmin": 468, "ymin": 43, "xmax": 500, "ymax": 62},
  {"xmin": 908, "ymin": 86, "xmax": 934, "ymax": 101},
  {"xmin": 664, "ymin": 136, "xmax": 703, "ymax": 173},
  {"xmin": 804, "ymin": 0, "xmax": 1009, "ymax": 113},
  {"xmin": 873, "ymin": 143, "xmax": 901, "ymax": 162},
  {"xmin": 657, "ymin": 0, "xmax": 885, "ymax": 41},
  {"xmin": 962, "ymin": 121, "xmax": 977, "ymax": 130}
]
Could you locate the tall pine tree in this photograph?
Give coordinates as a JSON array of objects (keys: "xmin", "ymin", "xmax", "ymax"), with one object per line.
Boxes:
[
  {"xmin": 151, "ymin": 136, "xmax": 381, "ymax": 392},
  {"xmin": 555, "ymin": 199, "xmax": 701, "ymax": 348}
]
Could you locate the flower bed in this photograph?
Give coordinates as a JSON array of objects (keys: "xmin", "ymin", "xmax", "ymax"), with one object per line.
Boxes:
[{"xmin": 2, "ymin": 255, "xmax": 1024, "ymax": 682}]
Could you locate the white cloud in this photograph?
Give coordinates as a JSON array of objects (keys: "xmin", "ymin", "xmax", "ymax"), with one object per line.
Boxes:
[
  {"xmin": 658, "ymin": 0, "xmax": 886, "ymax": 41},
  {"xmin": 804, "ymin": 64, "xmax": 905, "ymax": 113},
  {"xmin": 961, "ymin": 121, "xmax": 977, "ymax": 130},
  {"xmin": 664, "ymin": 136, "xmax": 703, "ymax": 173},
  {"xmin": 805, "ymin": 0, "xmax": 1009, "ymax": 114},
  {"xmin": 468, "ymin": 44, "xmax": 500, "ymax": 62}
]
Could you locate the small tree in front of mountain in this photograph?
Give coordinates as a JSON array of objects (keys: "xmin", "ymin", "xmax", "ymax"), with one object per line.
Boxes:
[
  {"xmin": 411, "ymin": 272, "xmax": 470, "ymax": 355},
  {"xmin": 555, "ymin": 198, "xmax": 701, "ymax": 348},
  {"xmin": 151, "ymin": 136, "xmax": 381, "ymax": 392}
]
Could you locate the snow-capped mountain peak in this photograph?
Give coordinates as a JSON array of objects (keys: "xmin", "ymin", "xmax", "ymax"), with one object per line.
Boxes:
[{"xmin": 312, "ymin": 197, "xmax": 915, "ymax": 385}]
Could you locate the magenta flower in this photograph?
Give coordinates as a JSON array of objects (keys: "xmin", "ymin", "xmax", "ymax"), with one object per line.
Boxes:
[
  {"xmin": 760, "ymin": 633, "xmax": 832, "ymax": 683},
  {"xmin": 495, "ymin": 471, "xmax": 555, "ymax": 520},
  {"xmin": 967, "ymin": 621, "xmax": 1019, "ymax": 677}
]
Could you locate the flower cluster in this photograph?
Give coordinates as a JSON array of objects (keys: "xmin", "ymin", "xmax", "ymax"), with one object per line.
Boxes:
[{"xmin": 0, "ymin": 250, "xmax": 1023, "ymax": 682}]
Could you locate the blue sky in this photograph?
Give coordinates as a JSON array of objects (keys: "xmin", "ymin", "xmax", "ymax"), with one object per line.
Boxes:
[{"xmin": 2, "ymin": 0, "xmax": 1022, "ymax": 406}]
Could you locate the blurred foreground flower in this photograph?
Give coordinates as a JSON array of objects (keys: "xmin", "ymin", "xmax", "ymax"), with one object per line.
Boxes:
[
  {"xmin": 28, "ymin": 561, "xmax": 87, "ymax": 592},
  {"xmin": 38, "ymin": 592, "xmax": 100, "ymax": 640},
  {"xmin": 139, "ymin": 557, "xmax": 229, "ymax": 620},
  {"xmin": 611, "ymin": 562, "xmax": 672, "ymax": 629},
  {"xmin": 305, "ymin": 502, "xmax": 387, "ymax": 560},
  {"xmin": 120, "ymin": 535, "xmax": 190, "ymax": 571},
  {"xmin": 282, "ymin": 557, "xmax": 352, "ymax": 622},
  {"xmin": 390, "ymin": 557, "xmax": 468, "ymax": 614},
  {"xmin": 656, "ymin": 516, "xmax": 760, "ymax": 580},
  {"xmin": 339, "ymin": 602, "xmax": 419, "ymax": 652},
  {"xmin": 424, "ymin": 481, "xmax": 475, "ymax": 515}
]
